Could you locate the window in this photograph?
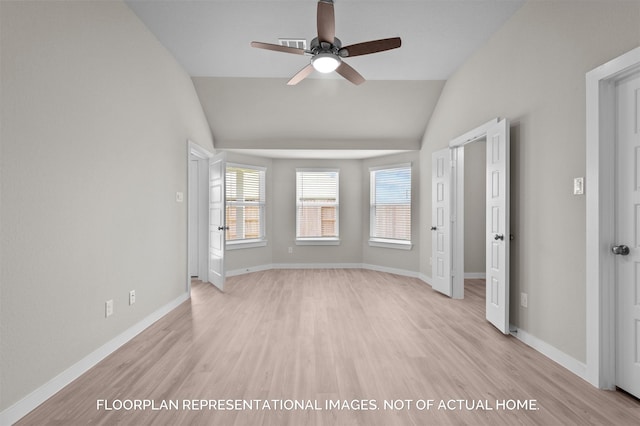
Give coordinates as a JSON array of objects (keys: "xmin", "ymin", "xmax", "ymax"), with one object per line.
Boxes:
[
  {"xmin": 296, "ymin": 169, "xmax": 339, "ymax": 244},
  {"xmin": 370, "ymin": 164, "xmax": 412, "ymax": 249},
  {"xmin": 225, "ymin": 164, "xmax": 266, "ymax": 248}
]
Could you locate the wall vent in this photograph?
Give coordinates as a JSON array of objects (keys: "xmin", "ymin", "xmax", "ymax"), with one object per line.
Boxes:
[{"xmin": 279, "ymin": 38, "xmax": 307, "ymax": 50}]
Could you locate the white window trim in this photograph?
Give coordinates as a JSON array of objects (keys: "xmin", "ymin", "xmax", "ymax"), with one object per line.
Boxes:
[
  {"xmin": 369, "ymin": 162, "xmax": 411, "ymax": 172},
  {"xmin": 368, "ymin": 238, "xmax": 412, "ymax": 250},
  {"xmin": 225, "ymin": 162, "xmax": 267, "ymax": 249},
  {"xmin": 369, "ymin": 162, "xmax": 412, "ymax": 247},
  {"xmin": 296, "ymin": 238, "xmax": 341, "ymax": 246},
  {"xmin": 295, "ymin": 168, "xmax": 340, "ymax": 245},
  {"xmin": 226, "ymin": 239, "xmax": 268, "ymax": 250}
]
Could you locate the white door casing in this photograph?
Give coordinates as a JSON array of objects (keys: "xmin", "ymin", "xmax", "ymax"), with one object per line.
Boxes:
[
  {"xmin": 431, "ymin": 148, "xmax": 452, "ymax": 297},
  {"xmin": 208, "ymin": 152, "xmax": 226, "ymax": 291},
  {"xmin": 614, "ymin": 71, "xmax": 640, "ymax": 398},
  {"xmin": 485, "ymin": 119, "xmax": 510, "ymax": 334},
  {"xmin": 188, "ymin": 159, "xmax": 199, "ymax": 277}
]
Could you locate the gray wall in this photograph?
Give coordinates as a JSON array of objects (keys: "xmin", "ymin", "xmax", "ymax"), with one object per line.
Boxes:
[
  {"xmin": 419, "ymin": 0, "xmax": 640, "ymax": 362},
  {"xmin": 0, "ymin": 0, "xmax": 214, "ymax": 411},
  {"xmin": 192, "ymin": 77, "xmax": 445, "ymax": 151}
]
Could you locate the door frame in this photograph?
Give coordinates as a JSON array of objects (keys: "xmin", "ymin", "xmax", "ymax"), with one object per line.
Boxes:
[
  {"xmin": 586, "ymin": 46, "xmax": 640, "ymax": 390},
  {"xmin": 449, "ymin": 118, "xmax": 500, "ymax": 299},
  {"xmin": 187, "ymin": 140, "xmax": 213, "ymax": 292}
]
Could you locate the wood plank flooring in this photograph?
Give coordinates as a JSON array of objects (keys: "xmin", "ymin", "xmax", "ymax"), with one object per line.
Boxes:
[{"xmin": 16, "ymin": 270, "xmax": 640, "ymax": 425}]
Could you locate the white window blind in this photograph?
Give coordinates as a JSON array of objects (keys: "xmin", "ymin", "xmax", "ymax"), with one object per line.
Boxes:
[
  {"xmin": 296, "ymin": 169, "xmax": 339, "ymax": 241},
  {"xmin": 226, "ymin": 164, "xmax": 265, "ymax": 243},
  {"xmin": 370, "ymin": 164, "xmax": 411, "ymax": 243}
]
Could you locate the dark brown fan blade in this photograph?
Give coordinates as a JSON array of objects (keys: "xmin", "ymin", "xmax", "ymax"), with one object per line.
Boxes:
[
  {"xmin": 317, "ymin": 1, "xmax": 335, "ymax": 44},
  {"xmin": 335, "ymin": 62, "xmax": 365, "ymax": 85},
  {"xmin": 287, "ymin": 64, "xmax": 315, "ymax": 86},
  {"xmin": 251, "ymin": 41, "xmax": 306, "ymax": 55},
  {"xmin": 339, "ymin": 37, "xmax": 401, "ymax": 58}
]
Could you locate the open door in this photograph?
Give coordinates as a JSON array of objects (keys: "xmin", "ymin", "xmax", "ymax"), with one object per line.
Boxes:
[
  {"xmin": 614, "ymin": 69, "xmax": 640, "ymax": 398},
  {"xmin": 208, "ymin": 152, "xmax": 226, "ymax": 291},
  {"xmin": 431, "ymin": 148, "xmax": 452, "ymax": 296},
  {"xmin": 485, "ymin": 118, "xmax": 510, "ymax": 333}
]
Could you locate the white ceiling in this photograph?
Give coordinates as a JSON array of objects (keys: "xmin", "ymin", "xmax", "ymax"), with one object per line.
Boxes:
[{"xmin": 125, "ymin": 0, "xmax": 524, "ymax": 158}]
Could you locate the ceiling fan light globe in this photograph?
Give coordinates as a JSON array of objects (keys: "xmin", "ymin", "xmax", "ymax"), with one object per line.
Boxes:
[{"xmin": 312, "ymin": 53, "xmax": 341, "ymax": 73}]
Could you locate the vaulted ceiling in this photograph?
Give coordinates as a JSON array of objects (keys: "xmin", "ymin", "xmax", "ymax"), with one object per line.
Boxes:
[{"xmin": 126, "ymin": 0, "xmax": 524, "ymax": 158}]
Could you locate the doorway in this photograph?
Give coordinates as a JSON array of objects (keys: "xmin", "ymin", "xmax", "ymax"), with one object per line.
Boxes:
[
  {"xmin": 451, "ymin": 118, "xmax": 510, "ymax": 334},
  {"xmin": 586, "ymin": 46, "xmax": 640, "ymax": 397},
  {"xmin": 430, "ymin": 118, "xmax": 510, "ymax": 334},
  {"xmin": 464, "ymin": 141, "xmax": 487, "ymax": 311},
  {"xmin": 464, "ymin": 140, "xmax": 487, "ymax": 280},
  {"xmin": 187, "ymin": 141, "xmax": 213, "ymax": 291}
]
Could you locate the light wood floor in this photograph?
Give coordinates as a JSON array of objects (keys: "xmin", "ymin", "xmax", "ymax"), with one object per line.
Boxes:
[{"xmin": 17, "ymin": 270, "xmax": 640, "ymax": 425}]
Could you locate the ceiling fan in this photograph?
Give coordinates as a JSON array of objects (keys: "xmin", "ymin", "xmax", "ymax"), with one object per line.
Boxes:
[{"xmin": 250, "ymin": 0, "xmax": 401, "ymax": 86}]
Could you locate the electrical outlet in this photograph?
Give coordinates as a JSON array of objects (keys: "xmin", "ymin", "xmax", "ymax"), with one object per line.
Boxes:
[
  {"xmin": 105, "ymin": 299, "xmax": 113, "ymax": 318},
  {"xmin": 129, "ymin": 290, "xmax": 136, "ymax": 305},
  {"xmin": 520, "ymin": 292, "xmax": 528, "ymax": 308},
  {"xmin": 288, "ymin": 247, "xmax": 293, "ymax": 254}
]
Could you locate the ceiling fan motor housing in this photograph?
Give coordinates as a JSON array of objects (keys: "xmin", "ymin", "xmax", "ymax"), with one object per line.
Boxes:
[{"xmin": 310, "ymin": 37, "xmax": 342, "ymax": 55}]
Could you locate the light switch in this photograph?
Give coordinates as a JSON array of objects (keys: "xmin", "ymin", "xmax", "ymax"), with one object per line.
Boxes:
[
  {"xmin": 176, "ymin": 192, "xmax": 184, "ymax": 202},
  {"xmin": 573, "ymin": 177, "xmax": 584, "ymax": 195}
]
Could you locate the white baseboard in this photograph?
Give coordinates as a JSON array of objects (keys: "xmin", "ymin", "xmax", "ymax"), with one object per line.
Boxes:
[
  {"xmin": 226, "ymin": 264, "xmax": 273, "ymax": 277},
  {"xmin": 510, "ymin": 325, "xmax": 587, "ymax": 381},
  {"xmin": 227, "ymin": 263, "xmax": 420, "ymax": 280},
  {"xmin": 464, "ymin": 272, "xmax": 486, "ymax": 279},
  {"xmin": 272, "ymin": 262, "xmax": 363, "ymax": 270},
  {"xmin": 361, "ymin": 263, "xmax": 419, "ymax": 278},
  {"xmin": 418, "ymin": 273, "xmax": 432, "ymax": 287},
  {"xmin": 0, "ymin": 292, "xmax": 190, "ymax": 426}
]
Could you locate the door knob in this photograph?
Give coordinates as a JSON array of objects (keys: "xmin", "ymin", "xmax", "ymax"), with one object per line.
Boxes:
[
  {"xmin": 217, "ymin": 226, "xmax": 229, "ymax": 231},
  {"xmin": 494, "ymin": 233, "xmax": 504, "ymax": 241},
  {"xmin": 430, "ymin": 226, "xmax": 437, "ymax": 231},
  {"xmin": 612, "ymin": 245, "xmax": 630, "ymax": 256}
]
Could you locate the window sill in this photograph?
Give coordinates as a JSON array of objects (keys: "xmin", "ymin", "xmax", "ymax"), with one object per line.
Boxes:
[
  {"xmin": 226, "ymin": 239, "xmax": 268, "ymax": 250},
  {"xmin": 368, "ymin": 238, "xmax": 412, "ymax": 250},
  {"xmin": 296, "ymin": 238, "xmax": 341, "ymax": 246}
]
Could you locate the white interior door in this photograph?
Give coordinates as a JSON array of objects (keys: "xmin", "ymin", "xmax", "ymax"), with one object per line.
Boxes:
[
  {"xmin": 208, "ymin": 153, "xmax": 226, "ymax": 291},
  {"xmin": 431, "ymin": 148, "xmax": 452, "ymax": 296},
  {"xmin": 615, "ymin": 71, "xmax": 640, "ymax": 398},
  {"xmin": 485, "ymin": 118, "xmax": 510, "ymax": 334}
]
